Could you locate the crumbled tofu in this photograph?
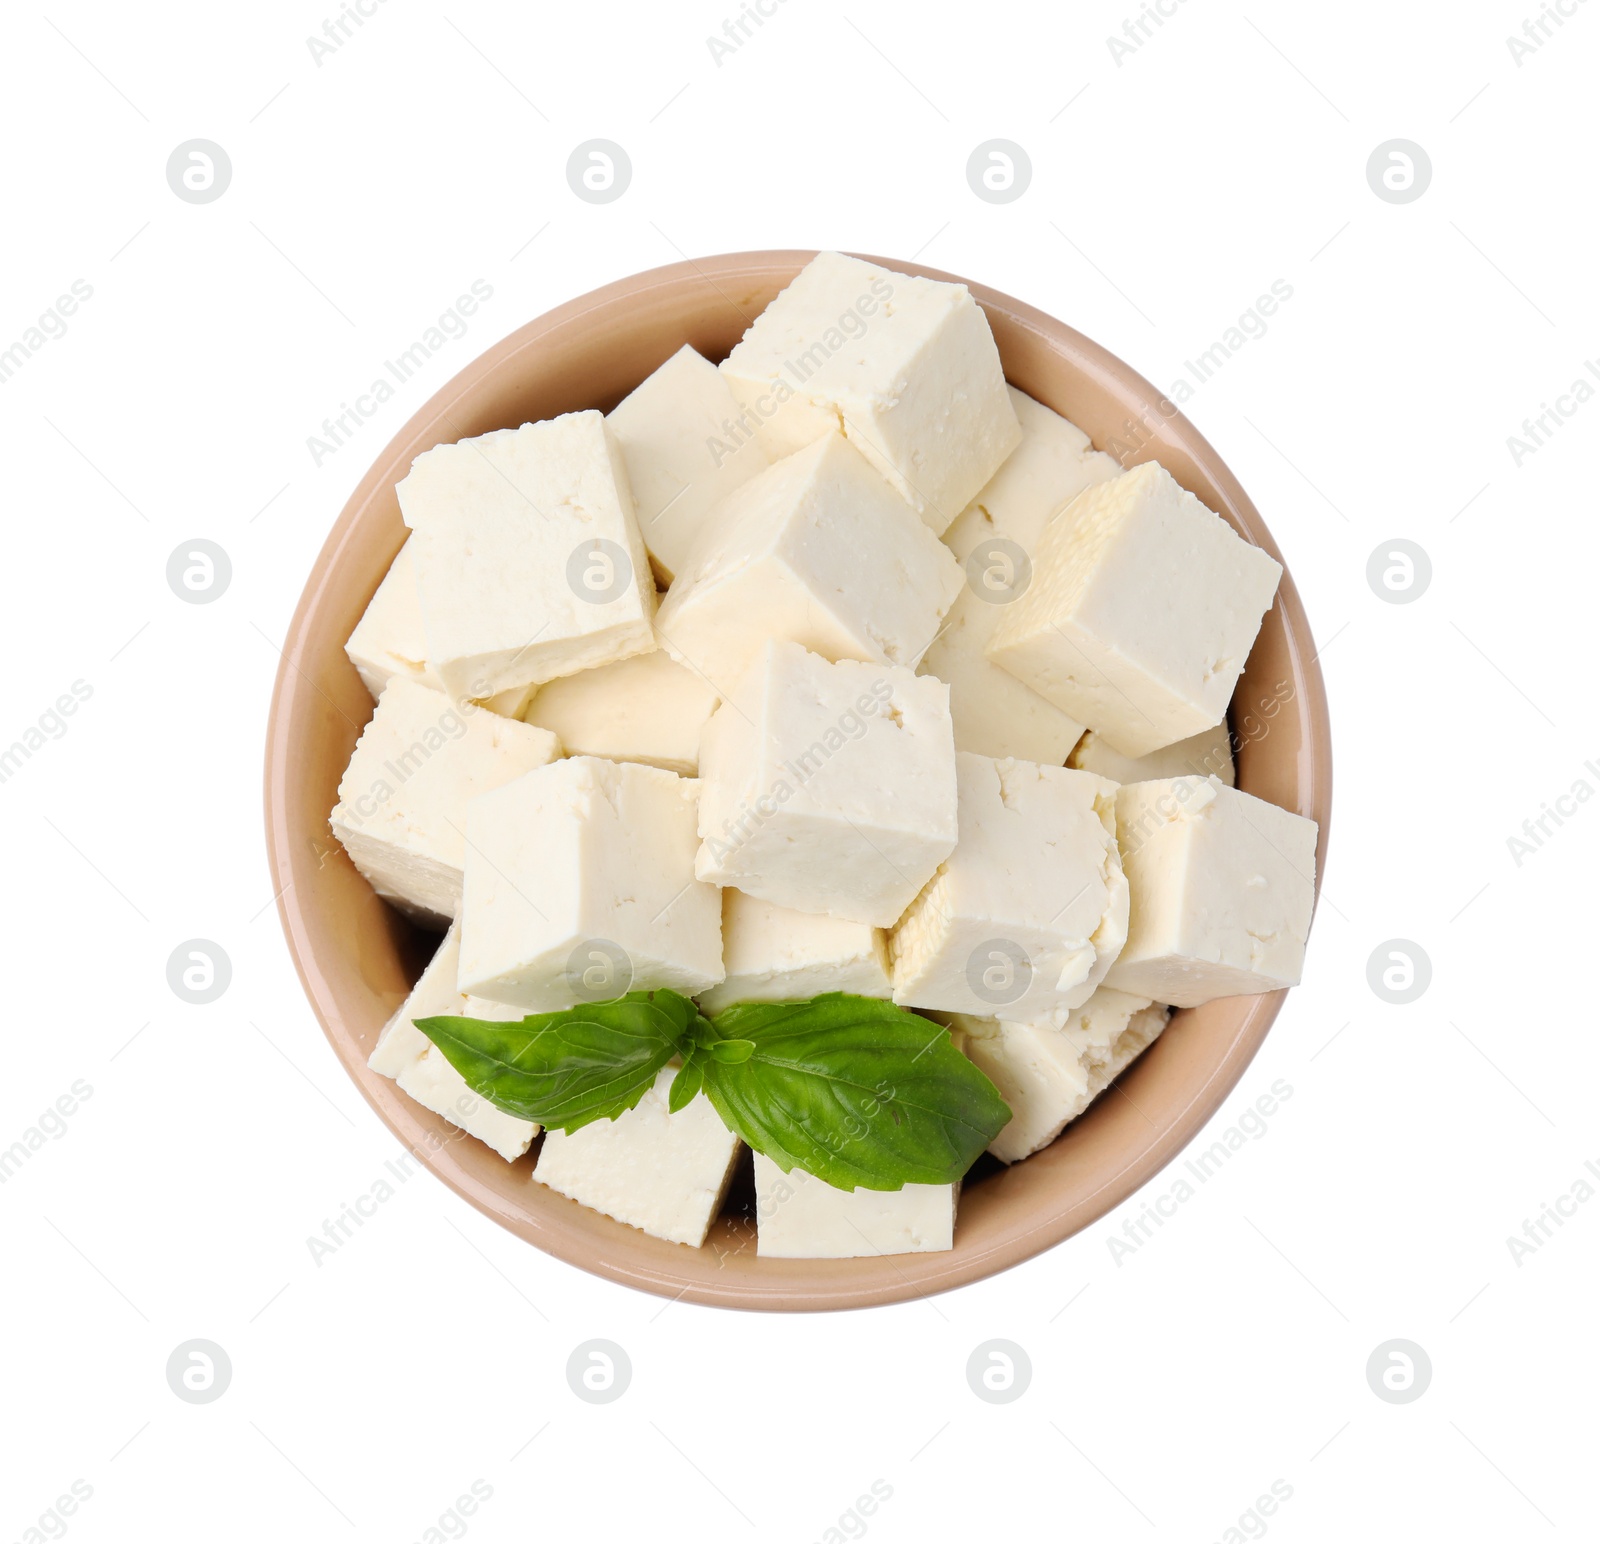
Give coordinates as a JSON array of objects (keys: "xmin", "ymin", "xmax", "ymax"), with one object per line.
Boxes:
[
  {"xmin": 951, "ymin": 989, "xmax": 1170, "ymax": 1163},
  {"xmin": 654, "ymin": 432, "xmax": 963, "ymax": 693},
  {"xmin": 889, "ymin": 753, "xmax": 1128, "ymax": 1017},
  {"xmin": 329, "ymin": 678, "xmax": 562, "ymax": 922},
  {"xmin": 721, "ymin": 252, "xmax": 1020, "ymax": 534},
  {"xmin": 523, "ymin": 644, "xmax": 720, "ymax": 777},
  {"xmin": 366, "ymin": 923, "xmax": 538, "ymax": 1162},
  {"xmin": 696, "ymin": 889, "xmax": 891, "ymax": 1015},
  {"xmin": 344, "ymin": 537, "xmax": 442, "ymax": 699},
  {"xmin": 985, "ymin": 462, "xmax": 1283, "ymax": 757},
  {"xmin": 919, "ymin": 387, "xmax": 1121, "ymax": 763},
  {"xmin": 1105, "ymin": 776, "xmax": 1317, "ymax": 1006},
  {"xmin": 606, "ymin": 344, "xmax": 770, "ymax": 584},
  {"xmin": 533, "ymin": 1065, "xmax": 742, "ymax": 1247},
  {"xmin": 1070, "ymin": 723, "xmax": 1236, "ymax": 787},
  {"xmin": 752, "ymin": 1151, "xmax": 956, "ymax": 1258},
  {"xmin": 398, "ymin": 411, "xmax": 657, "ymax": 699},
  {"xmin": 694, "ymin": 641, "xmax": 958, "ymax": 927},
  {"xmin": 458, "ymin": 756, "xmax": 724, "ymax": 1011}
]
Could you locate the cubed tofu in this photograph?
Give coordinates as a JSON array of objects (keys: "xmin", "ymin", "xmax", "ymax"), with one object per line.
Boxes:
[
  {"xmin": 919, "ymin": 388, "xmax": 1121, "ymax": 763},
  {"xmin": 720, "ymin": 252, "xmax": 1019, "ymax": 534},
  {"xmin": 654, "ymin": 432, "xmax": 963, "ymax": 693},
  {"xmin": 533, "ymin": 1065, "xmax": 741, "ymax": 1247},
  {"xmin": 889, "ymin": 754, "xmax": 1128, "ymax": 1017},
  {"xmin": 696, "ymin": 889, "xmax": 891, "ymax": 1015},
  {"xmin": 1105, "ymin": 777, "xmax": 1317, "ymax": 1006},
  {"xmin": 985, "ymin": 462, "xmax": 1283, "ymax": 757},
  {"xmin": 344, "ymin": 537, "xmax": 442, "ymax": 699},
  {"xmin": 522, "ymin": 644, "xmax": 719, "ymax": 777},
  {"xmin": 398, "ymin": 411, "xmax": 657, "ymax": 699},
  {"xmin": 329, "ymin": 678, "xmax": 563, "ymax": 922},
  {"xmin": 695, "ymin": 642, "xmax": 958, "ymax": 927},
  {"xmin": 953, "ymin": 990, "xmax": 1170, "ymax": 1163},
  {"xmin": 606, "ymin": 344, "xmax": 770, "ymax": 584},
  {"xmin": 1069, "ymin": 723, "xmax": 1236, "ymax": 787},
  {"xmin": 752, "ymin": 1151, "xmax": 956, "ymax": 1258},
  {"xmin": 458, "ymin": 756, "xmax": 724, "ymax": 1011},
  {"xmin": 366, "ymin": 924, "xmax": 538, "ymax": 1162}
]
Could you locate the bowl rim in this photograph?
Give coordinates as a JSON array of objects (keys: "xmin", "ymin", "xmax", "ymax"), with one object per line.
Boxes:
[{"xmin": 264, "ymin": 248, "xmax": 1332, "ymax": 1312}]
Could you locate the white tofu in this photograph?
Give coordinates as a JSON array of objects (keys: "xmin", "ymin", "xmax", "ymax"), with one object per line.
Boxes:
[
  {"xmin": 889, "ymin": 754, "xmax": 1128, "ymax": 1017},
  {"xmin": 985, "ymin": 462, "xmax": 1283, "ymax": 757},
  {"xmin": 1105, "ymin": 777, "xmax": 1317, "ymax": 1007},
  {"xmin": 606, "ymin": 344, "xmax": 770, "ymax": 584},
  {"xmin": 367, "ymin": 924, "xmax": 537, "ymax": 1163},
  {"xmin": 533, "ymin": 1065, "xmax": 741, "ymax": 1247},
  {"xmin": 653, "ymin": 432, "xmax": 963, "ymax": 694},
  {"xmin": 752, "ymin": 1152, "xmax": 955, "ymax": 1258},
  {"xmin": 952, "ymin": 990, "xmax": 1170, "ymax": 1163},
  {"xmin": 721, "ymin": 252, "xmax": 1019, "ymax": 534},
  {"xmin": 398, "ymin": 411, "xmax": 657, "ymax": 699},
  {"xmin": 694, "ymin": 642, "xmax": 958, "ymax": 927},
  {"xmin": 919, "ymin": 388, "xmax": 1121, "ymax": 763},
  {"xmin": 696, "ymin": 889, "xmax": 891, "ymax": 1015},
  {"xmin": 1069, "ymin": 723, "xmax": 1236, "ymax": 787},
  {"xmin": 523, "ymin": 645, "xmax": 719, "ymax": 777},
  {"xmin": 458, "ymin": 756, "xmax": 724, "ymax": 1011},
  {"xmin": 329, "ymin": 678, "xmax": 562, "ymax": 922},
  {"xmin": 344, "ymin": 537, "xmax": 442, "ymax": 699}
]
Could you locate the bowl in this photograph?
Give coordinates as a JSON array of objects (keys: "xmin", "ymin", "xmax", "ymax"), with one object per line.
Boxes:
[{"xmin": 264, "ymin": 250, "xmax": 1332, "ymax": 1312}]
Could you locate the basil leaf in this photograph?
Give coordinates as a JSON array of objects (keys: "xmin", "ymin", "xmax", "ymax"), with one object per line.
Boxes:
[
  {"xmin": 697, "ymin": 994, "xmax": 1011, "ymax": 1191},
  {"xmin": 414, "ymin": 989, "xmax": 695, "ymax": 1133},
  {"xmin": 666, "ymin": 1059, "xmax": 704, "ymax": 1113}
]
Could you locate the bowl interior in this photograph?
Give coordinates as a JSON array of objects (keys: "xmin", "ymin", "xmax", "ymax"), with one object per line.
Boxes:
[{"xmin": 265, "ymin": 251, "xmax": 1331, "ymax": 1311}]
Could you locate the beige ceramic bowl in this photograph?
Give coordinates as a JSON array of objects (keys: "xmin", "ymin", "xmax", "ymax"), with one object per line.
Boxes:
[{"xmin": 264, "ymin": 251, "xmax": 1332, "ymax": 1312}]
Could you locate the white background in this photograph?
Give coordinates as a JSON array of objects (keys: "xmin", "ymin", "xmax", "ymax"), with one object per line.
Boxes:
[{"xmin": 2, "ymin": 0, "xmax": 1596, "ymax": 1539}]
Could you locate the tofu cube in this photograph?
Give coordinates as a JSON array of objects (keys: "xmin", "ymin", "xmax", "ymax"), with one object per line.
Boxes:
[
  {"xmin": 367, "ymin": 924, "xmax": 538, "ymax": 1162},
  {"xmin": 523, "ymin": 644, "xmax": 719, "ymax": 777},
  {"xmin": 1105, "ymin": 777, "xmax": 1318, "ymax": 1007},
  {"xmin": 398, "ymin": 411, "xmax": 657, "ymax": 700},
  {"xmin": 720, "ymin": 252, "xmax": 1020, "ymax": 534},
  {"xmin": 329, "ymin": 678, "xmax": 562, "ymax": 922},
  {"xmin": 1069, "ymin": 723, "xmax": 1236, "ymax": 787},
  {"xmin": 344, "ymin": 537, "xmax": 442, "ymax": 699},
  {"xmin": 952, "ymin": 989, "xmax": 1171, "ymax": 1163},
  {"xmin": 889, "ymin": 754, "xmax": 1128, "ymax": 1017},
  {"xmin": 985, "ymin": 462, "xmax": 1283, "ymax": 757},
  {"xmin": 654, "ymin": 431, "xmax": 963, "ymax": 694},
  {"xmin": 696, "ymin": 889, "xmax": 891, "ymax": 1015},
  {"xmin": 606, "ymin": 344, "xmax": 770, "ymax": 583},
  {"xmin": 458, "ymin": 756, "xmax": 724, "ymax": 1011},
  {"xmin": 752, "ymin": 1152, "xmax": 955, "ymax": 1258},
  {"xmin": 919, "ymin": 388, "xmax": 1120, "ymax": 764},
  {"xmin": 533, "ymin": 1065, "xmax": 741, "ymax": 1247},
  {"xmin": 694, "ymin": 642, "xmax": 958, "ymax": 927}
]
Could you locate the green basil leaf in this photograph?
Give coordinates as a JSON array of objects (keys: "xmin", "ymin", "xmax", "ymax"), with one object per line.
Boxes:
[
  {"xmin": 707, "ymin": 1038, "xmax": 755, "ymax": 1064},
  {"xmin": 414, "ymin": 989, "xmax": 696, "ymax": 1133},
  {"xmin": 698, "ymin": 994, "xmax": 1011, "ymax": 1191},
  {"xmin": 666, "ymin": 1058, "xmax": 704, "ymax": 1114}
]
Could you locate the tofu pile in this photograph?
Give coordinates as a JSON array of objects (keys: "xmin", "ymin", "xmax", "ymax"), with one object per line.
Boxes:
[{"xmin": 331, "ymin": 252, "xmax": 1319, "ymax": 1262}]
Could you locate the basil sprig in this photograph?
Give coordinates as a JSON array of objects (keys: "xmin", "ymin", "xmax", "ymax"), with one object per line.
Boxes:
[{"xmin": 414, "ymin": 991, "xmax": 1010, "ymax": 1192}]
